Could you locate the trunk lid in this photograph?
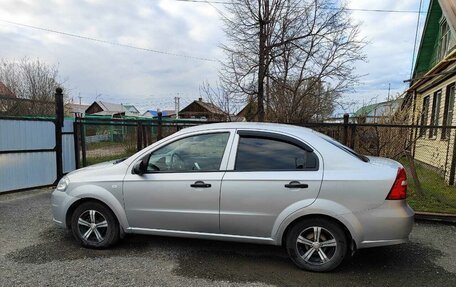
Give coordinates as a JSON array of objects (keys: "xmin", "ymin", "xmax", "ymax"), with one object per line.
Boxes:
[{"xmin": 367, "ymin": 156, "xmax": 402, "ymax": 170}]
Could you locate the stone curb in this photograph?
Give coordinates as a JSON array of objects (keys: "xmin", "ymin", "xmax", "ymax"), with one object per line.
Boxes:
[{"xmin": 414, "ymin": 211, "xmax": 456, "ymax": 224}]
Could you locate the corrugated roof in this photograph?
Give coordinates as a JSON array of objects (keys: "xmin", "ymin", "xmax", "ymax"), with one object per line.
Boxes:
[
  {"xmin": 354, "ymin": 99, "xmax": 402, "ymax": 117},
  {"xmin": 94, "ymin": 101, "xmax": 126, "ymax": 112}
]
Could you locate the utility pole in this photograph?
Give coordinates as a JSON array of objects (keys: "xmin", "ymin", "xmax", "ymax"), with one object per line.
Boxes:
[
  {"xmin": 78, "ymin": 93, "xmax": 82, "ymax": 105},
  {"xmin": 174, "ymin": 95, "xmax": 180, "ymax": 119},
  {"xmin": 387, "ymin": 83, "xmax": 391, "ymax": 101}
]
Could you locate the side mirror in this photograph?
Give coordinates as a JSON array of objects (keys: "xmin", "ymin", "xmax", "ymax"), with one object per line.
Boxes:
[{"xmin": 132, "ymin": 160, "xmax": 146, "ymax": 175}]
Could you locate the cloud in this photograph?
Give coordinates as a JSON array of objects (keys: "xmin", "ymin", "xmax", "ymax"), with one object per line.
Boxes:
[
  {"xmin": 0, "ymin": 0, "xmax": 223, "ymax": 111},
  {"xmin": 0, "ymin": 0, "xmax": 430, "ymax": 114},
  {"xmin": 341, "ymin": 0, "xmax": 429, "ymax": 113}
]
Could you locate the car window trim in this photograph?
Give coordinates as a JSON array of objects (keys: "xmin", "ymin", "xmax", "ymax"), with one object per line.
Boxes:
[
  {"xmin": 236, "ymin": 130, "xmax": 314, "ymax": 152},
  {"xmin": 234, "ymin": 130, "xmax": 319, "ymax": 172}
]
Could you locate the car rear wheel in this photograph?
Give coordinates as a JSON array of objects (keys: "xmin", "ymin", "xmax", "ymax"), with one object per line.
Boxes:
[
  {"xmin": 286, "ymin": 218, "xmax": 347, "ymax": 272},
  {"xmin": 70, "ymin": 201, "xmax": 119, "ymax": 248}
]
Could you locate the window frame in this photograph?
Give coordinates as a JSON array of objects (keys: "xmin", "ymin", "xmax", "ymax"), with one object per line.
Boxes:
[
  {"xmin": 429, "ymin": 90, "xmax": 442, "ymax": 138},
  {"xmin": 438, "ymin": 18, "xmax": 451, "ymax": 61},
  {"xmin": 420, "ymin": 95, "xmax": 430, "ymax": 137},
  {"xmin": 442, "ymin": 84, "xmax": 455, "ymax": 140},
  {"xmin": 232, "ymin": 130, "xmax": 319, "ymax": 172},
  {"xmin": 141, "ymin": 131, "xmax": 233, "ymax": 174}
]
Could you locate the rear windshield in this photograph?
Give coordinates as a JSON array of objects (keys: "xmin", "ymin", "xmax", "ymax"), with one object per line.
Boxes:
[{"xmin": 317, "ymin": 133, "xmax": 369, "ymax": 162}]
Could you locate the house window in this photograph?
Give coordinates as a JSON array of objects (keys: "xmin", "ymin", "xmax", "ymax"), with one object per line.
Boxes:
[
  {"xmin": 438, "ymin": 19, "xmax": 451, "ymax": 61},
  {"xmin": 442, "ymin": 84, "xmax": 455, "ymax": 139},
  {"xmin": 420, "ymin": 96, "xmax": 430, "ymax": 137},
  {"xmin": 429, "ymin": 90, "xmax": 441, "ymax": 138}
]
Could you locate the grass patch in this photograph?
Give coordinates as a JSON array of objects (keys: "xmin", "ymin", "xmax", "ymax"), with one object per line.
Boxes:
[
  {"xmin": 399, "ymin": 158, "xmax": 456, "ymax": 213},
  {"xmin": 86, "ymin": 141, "xmax": 125, "ymax": 150}
]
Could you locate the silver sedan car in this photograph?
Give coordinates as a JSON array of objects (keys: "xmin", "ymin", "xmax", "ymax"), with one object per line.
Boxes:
[{"xmin": 52, "ymin": 122, "xmax": 414, "ymax": 272}]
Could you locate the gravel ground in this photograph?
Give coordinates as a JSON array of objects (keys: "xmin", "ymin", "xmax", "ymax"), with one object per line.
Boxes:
[{"xmin": 1, "ymin": 188, "xmax": 455, "ymax": 287}]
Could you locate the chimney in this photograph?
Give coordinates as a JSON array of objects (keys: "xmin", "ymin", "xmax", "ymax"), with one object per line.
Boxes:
[{"xmin": 198, "ymin": 97, "xmax": 203, "ymax": 102}]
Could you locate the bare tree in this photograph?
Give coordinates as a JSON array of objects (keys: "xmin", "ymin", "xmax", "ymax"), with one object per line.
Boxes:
[
  {"xmin": 220, "ymin": 0, "xmax": 366, "ymax": 122},
  {"xmin": 199, "ymin": 81, "xmax": 232, "ymax": 117},
  {"xmin": 0, "ymin": 58, "xmax": 66, "ymax": 116}
]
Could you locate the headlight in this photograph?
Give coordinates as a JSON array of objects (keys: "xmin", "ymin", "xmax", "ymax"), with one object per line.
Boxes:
[{"xmin": 56, "ymin": 176, "xmax": 70, "ymax": 191}]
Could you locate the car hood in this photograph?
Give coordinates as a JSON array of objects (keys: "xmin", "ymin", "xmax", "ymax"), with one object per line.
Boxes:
[
  {"xmin": 66, "ymin": 160, "xmax": 128, "ymax": 181},
  {"xmin": 366, "ymin": 156, "xmax": 402, "ymax": 170}
]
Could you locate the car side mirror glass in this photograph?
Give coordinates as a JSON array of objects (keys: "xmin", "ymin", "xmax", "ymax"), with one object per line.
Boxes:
[{"xmin": 133, "ymin": 160, "xmax": 146, "ymax": 175}]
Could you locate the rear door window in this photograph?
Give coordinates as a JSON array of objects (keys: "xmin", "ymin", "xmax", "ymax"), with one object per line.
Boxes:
[{"xmin": 235, "ymin": 136, "xmax": 318, "ymax": 171}]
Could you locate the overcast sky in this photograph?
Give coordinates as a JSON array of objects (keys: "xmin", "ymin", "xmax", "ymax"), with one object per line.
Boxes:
[{"xmin": 0, "ymin": 0, "xmax": 429, "ymax": 114}]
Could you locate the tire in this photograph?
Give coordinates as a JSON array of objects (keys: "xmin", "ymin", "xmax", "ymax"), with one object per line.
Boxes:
[
  {"xmin": 70, "ymin": 201, "xmax": 120, "ymax": 248},
  {"xmin": 286, "ymin": 218, "xmax": 347, "ymax": 272}
]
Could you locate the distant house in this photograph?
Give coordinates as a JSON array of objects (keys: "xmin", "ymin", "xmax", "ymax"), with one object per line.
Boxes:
[
  {"xmin": 405, "ymin": 0, "xmax": 456, "ymax": 184},
  {"xmin": 0, "ymin": 82, "xmax": 15, "ymax": 98},
  {"xmin": 142, "ymin": 109, "xmax": 176, "ymax": 118},
  {"xmin": 179, "ymin": 98, "xmax": 227, "ymax": 121},
  {"xmin": 85, "ymin": 101, "xmax": 139, "ymax": 117},
  {"xmin": 123, "ymin": 104, "xmax": 140, "ymax": 115},
  {"xmin": 0, "ymin": 81, "xmax": 16, "ymax": 113},
  {"xmin": 354, "ymin": 99, "xmax": 402, "ymax": 123},
  {"xmin": 236, "ymin": 101, "xmax": 256, "ymax": 122},
  {"xmin": 66, "ymin": 103, "xmax": 89, "ymax": 117}
]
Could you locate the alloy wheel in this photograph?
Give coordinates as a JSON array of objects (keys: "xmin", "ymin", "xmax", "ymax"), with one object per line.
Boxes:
[
  {"xmin": 296, "ymin": 226, "xmax": 337, "ymax": 265},
  {"xmin": 77, "ymin": 210, "xmax": 108, "ymax": 243}
]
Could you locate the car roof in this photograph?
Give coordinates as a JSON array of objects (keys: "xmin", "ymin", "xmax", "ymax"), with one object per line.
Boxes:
[{"xmin": 180, "ymin": 122, "xmax": 315, "ymax": 136}]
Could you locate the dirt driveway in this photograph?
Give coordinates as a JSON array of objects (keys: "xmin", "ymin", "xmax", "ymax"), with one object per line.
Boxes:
[{"xmin": 1, "ymin": 188, "xmax": 455, "ymax": 287}]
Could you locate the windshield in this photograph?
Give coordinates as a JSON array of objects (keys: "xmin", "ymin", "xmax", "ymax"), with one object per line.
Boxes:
[{"xmin": 316, "ymin": 132, "xmax": 369, "ymax": 162}]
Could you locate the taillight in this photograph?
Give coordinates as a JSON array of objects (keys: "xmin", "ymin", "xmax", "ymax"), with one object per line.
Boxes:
[{"xmin": 386, "ymin": 167, "xmax": 407, "ymax": 200}]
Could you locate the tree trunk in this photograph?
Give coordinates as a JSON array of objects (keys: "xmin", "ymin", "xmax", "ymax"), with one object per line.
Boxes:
[{"xmin": 257, "ymin": 0, "xmax": 268, "ymax": 122}]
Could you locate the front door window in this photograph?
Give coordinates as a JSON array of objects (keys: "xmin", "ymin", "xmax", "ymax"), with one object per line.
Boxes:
[{"xmin": 147, "ymin": 132, "xmax": 230, "ymax": 172}]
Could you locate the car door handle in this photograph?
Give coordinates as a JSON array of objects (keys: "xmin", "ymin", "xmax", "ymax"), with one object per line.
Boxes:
[
  {"xmin": 190, "ymin": 181, "xmax": 211, "ymax": 188},
  {"xmin": 284, "ymin": 181, "xmax": 308, "ymax": 189}
]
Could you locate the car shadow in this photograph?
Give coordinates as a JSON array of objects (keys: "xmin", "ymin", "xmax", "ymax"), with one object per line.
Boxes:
[{"xmin": 6, "ymin": 227, "xmax": 456, "ymax": 287}]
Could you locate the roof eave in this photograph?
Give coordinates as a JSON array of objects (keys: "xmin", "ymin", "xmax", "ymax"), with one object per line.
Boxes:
[{"xmin": 407, "ymin": 48, "xmax": 456, "ymax": 92}]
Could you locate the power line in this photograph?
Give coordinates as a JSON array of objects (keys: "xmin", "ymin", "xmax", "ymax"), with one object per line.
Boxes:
[
  {"xmin": 175, "ymin": 0, "xmax": 428, "ymax": 14},
  {"xmin": 410, "ymin": 0, "xmax": 424, "ymax": 79},
  {"xmin": 0, "ymin": 19, "xmax": 217, "ymax": 62}
]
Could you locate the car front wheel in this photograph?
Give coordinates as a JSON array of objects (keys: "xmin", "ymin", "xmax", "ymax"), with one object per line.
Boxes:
[
  {"xmin": 70, "ymin": 201, "xmax": 119, "ymax": 248},
  {"xmin": 286, "ymin": 218, "xmax": 347, "ymax": 272}
]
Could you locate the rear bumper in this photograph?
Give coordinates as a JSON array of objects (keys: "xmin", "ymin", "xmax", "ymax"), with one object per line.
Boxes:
[{"xmin": 354, "ymin": 200, "xmax": 414, "ymax": 249}]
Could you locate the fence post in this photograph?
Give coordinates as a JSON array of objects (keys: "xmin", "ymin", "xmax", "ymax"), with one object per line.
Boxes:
[
  {"xmin": 136, "ymin": 121, "xmax": 143, "ymax": 151},
  {"xmin": 157, "ymin": 112, "xmax": 163, "ymax": 141},
  {"xmin": 73, "ymin": 119, "xmax": 81, "ymax": 169},
  {"xmin": 54, "ymin": 87, "xmax": 64, "ymax": 182},
  {"xmin": 141, "ymin": 124, "xmax": 147, "ymax": 147},
  {"xmin": 350, "ymin": 125, "xmax": 356, "ymax": 149},
  {"xmin": 449, "ymin": 129, "xmax": 456, "ymax": 185},
  {"xmin": 343, "ymin": 113, "xmax": 349, "ymax": 146},
  {"xmin": 80, "ymin": 121, "xmax": 87, "ymax": 167}
]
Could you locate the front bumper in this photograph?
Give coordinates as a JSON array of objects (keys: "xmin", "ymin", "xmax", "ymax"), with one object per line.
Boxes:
[
  {"xmin": 51, "ymin": 189, "xmax": 75, "ymax": 228},
  {"xmin": 354, "ymin": 200, "xmax": 415, "ymax": 249}
]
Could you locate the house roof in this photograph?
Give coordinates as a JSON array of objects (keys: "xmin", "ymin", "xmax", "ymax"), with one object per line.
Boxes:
[
  {"xmin": 67, "ymin": 103, "xmax": 89, "ymax": 114},
  {"xmin": 143, "ymin": 110, "xmax": 173, "ymax": 117},
  {"xmin": 123, "ymin": 104, "xmax": 140, "ymax": 113},
  {"xmin": 0, "ymin": 82, "xmax": 15, "ymax": 97},
  {"xmin": 96, "ymin": 101, "xmax": 126, "ymax": 112},
  {"xmin": 180, "ymin": 99, "xmax": 225, "ymax": 115},
  {"xmin": 412, "ymin": 0, "xmax": 456, "ymax": 80},
  {"xmin": 354, "ymin": 99, "xmax": 402, "ymax": 117}
]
